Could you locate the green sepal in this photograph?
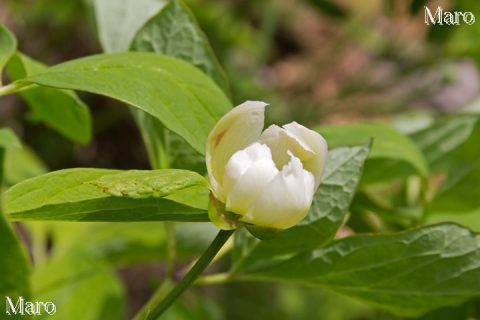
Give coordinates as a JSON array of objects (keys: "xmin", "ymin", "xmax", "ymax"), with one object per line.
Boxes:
[
  {"xmin": 245, "ymin": 225, "xmax": 281, "ymax": 240},
  {"xmin": 208, "ymin": 192, "xmax": 242, "ymax": 230}
]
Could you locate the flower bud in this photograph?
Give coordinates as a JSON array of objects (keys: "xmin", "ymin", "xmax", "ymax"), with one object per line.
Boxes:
[{"xmin": 206, "ymin": 101, "xmax": 328, "ymax": 231}]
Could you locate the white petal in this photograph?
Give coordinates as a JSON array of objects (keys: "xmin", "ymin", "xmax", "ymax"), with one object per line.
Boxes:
[
  {"xmin": 206, "ymin": 101, "xmax": 267, "ymax": 200},
  {"xmin": 259, "ymin": 125, "xmax": 315, "ymax": 169},
  {"xmin": 223, "ymin": 143, "xmax": 279, "ymax": 215},
  {"xmin": 240, "ymin": 155, "xmax": 315, "ymax": 229},
  {"xmin": 283, "ymin": 122, "xmax": 328, "ymax": 188}
]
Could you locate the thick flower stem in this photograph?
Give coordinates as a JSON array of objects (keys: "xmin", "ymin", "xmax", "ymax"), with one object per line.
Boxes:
[{"xmin": 135, "ymin": 229, "xmax": 235, "ymax": 320}]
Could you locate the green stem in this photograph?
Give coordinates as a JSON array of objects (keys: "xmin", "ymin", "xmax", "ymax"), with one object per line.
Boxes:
[
  {"xmin": 164, "ymin": 221, "xmax": 176, "ymax": 279},
  {"xmin": 195, "ymin": 272, "xmax": 232, "ymax": 285},
  {"xmin": 136, "ymin": 229, "xmax": 235, "ymax": 320},
  {"xmin": 133, "ymin": 280, "xmax": 175, "ymax": 320},
  {"xmin": 0, "ymin": 83, "xmax": 37, "ymax": 96},
  {"xmin": 195, "ymin": 273, "xmax": 265, "ymax": 286}
]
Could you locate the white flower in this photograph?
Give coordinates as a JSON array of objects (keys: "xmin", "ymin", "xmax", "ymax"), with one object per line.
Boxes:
[{"xmin": 206, "ymin": 101, "xmax": 328, "ymax": 230}]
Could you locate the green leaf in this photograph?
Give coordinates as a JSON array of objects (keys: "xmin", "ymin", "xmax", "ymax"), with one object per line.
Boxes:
[
  {"xmin": 410, "ymin": 115, "xmax": 479, "ymax": 172},
  {"xmin": 163, "ymin": 129, "xmax": 207, "ymax": 172},
  {"xmin": 18, "ymin": 52, "xmax": 232, "ymax": 154},
  {"xmin": 128, "ymin": 0, "xmax": 230, "ymax": 171},
  {"xmin": 33, "ymin": 249, "xmax": 125, "ymax": 320},
  {"xmin": 0, "ymin": 213, "xmax": 31, "ymax": 319},
  {"xmin": 5, "ymin": 143, "xmax": 48, "ymax": 186},
  {"xmin": 92, "ymin": 0, "xmax": 168, "ymax": 53},
  {"xmin": 131, "ymin": 108, "xmax": 206, "ymax": 172},
  {"xmin": 130, "ymin": 110, "xmax": 169, "ymax": 169},
  {"xmin": 0, "ymin": 23, "xmax": 16, "ymax": 82},
  {"xmin": 33, "ymin": 219, "xmax": 216, "ymax": 268},
  {"xmin": 0, "ymin": 131, "xmax": 31, "ymax": 319},
  {"xmin": 0, "ymin": 128, "xmax": 21, "ymax": 149},
  {"xmin": 232, "ymin": 144, "xmax": 370, "ymax": 272},
  {"xmin": 37, "ymin": 221, "xmax": 167, "ymax": 266},
  {"xmin": 316, "ymin": 123, "xmax": 429, "ymax": 183},
  {"xmin": 5, "ymin": 168, "xmax": 210, "ymax": 222},
  {"xmin": 131, "ymin": 0, "xmax": 229, "ymax": 94},
  {"xmin": 6, "ymin": 53, "xmax": 92, "ymax": 144},
  {"xmin": 427, "ymin": 209, "xmax": 480, "ymax": 232},
  {"xmin": 253, "ymin": 224, "xmax": 480, "ymax": 317},
  {"xmin": 417, "ymin": 298, "xmax": 480, "ymax": 320},
  {"xmin": 427, "ymin": 120, "xmax": 480, "ymax": 214},
  {"xmin": 93, "ymin": 0, "xmax": 229, "ymax": 170}
]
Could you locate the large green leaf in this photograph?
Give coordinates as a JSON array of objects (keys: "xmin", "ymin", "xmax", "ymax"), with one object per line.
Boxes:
[
  {"xmin": 93, "ymin": 0, "xmax": 229, "ymax": 170},
  {"xmin": 128, "ymin": 0, "xmax": 230, "ymax": 171},
  {"xmin": 33, "ymin": 249, "xmax": 125, "ymax": 320},
  {"xmin": 93, "ymin": 0, "xmax": 167, "ymax": 53},
  {"xmin": 130, "ymin": 0, "xmax": 229, "ymax": 94},
  {"xmin": 316, "ymin": 124, "xmax": 428, "ymax": 183},
  {"xmin": 5, "ymin": 168, "xmax": 210, "ymax": 222},
  {"xmin": 6, "ymin": 53, "xmax": 92, "ymax": 144},
  {"xmin": 94, "ymin": 0, "xmax": 171, "ymax": 169},
  {"xmin": 16, "ymin": 52, "xmax": 232, "ymax": 154},
  {"xmin": 252, "ymin": 224, "xmax": 480, "ymax": 317},
  {"xmin": 0, "ymin": 23, "xmax": 16, "ymax": 81},
  {"xmin": 232, "ymin": 144, "xmax": 370, "ymax": 272}
]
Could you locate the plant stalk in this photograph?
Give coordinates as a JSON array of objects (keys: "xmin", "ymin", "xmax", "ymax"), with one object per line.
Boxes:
[
  {"xmin": 165, "ymin": 221, "xmax": 176, "ymax": 279},
  {"xmin": 135, "ymin": 229, "xmax": 235, "ymax": 320},
  {"xmin": 0, "ymin": 83, "xmax": 37, "ymax": 96}
]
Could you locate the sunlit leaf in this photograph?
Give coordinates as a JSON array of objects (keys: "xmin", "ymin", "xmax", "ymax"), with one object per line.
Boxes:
[
  {"xmin": 128, "ymin": 0, "xmax": 229, "ymax": 171},
  {"xmin": 16, "ymin": 52, "xmax": 232, "ymax": 154},
  {"xmin": 5, "ymin": 168, "xmax": 209, "ymax": 222},
  {"xmin": 131, "ymin": 0, "xmax": 229, "ymax": 94}
]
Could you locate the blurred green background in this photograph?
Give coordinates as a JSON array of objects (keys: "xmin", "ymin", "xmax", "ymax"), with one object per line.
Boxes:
[{"xmin": 1, "ymin": 0, "xmax": 480, "ymax": 319}]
